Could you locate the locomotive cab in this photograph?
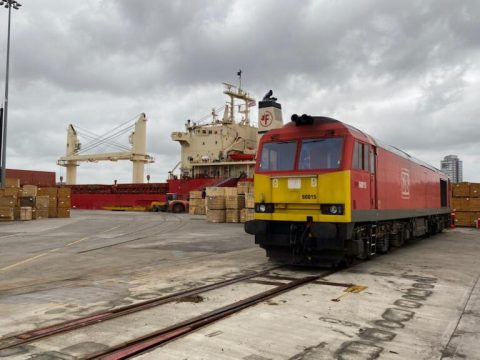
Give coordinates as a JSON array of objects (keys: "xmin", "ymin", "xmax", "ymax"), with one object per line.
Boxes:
[{"xmin": 245, "ymin": 115, "xmax": 357, "ymax": 266}]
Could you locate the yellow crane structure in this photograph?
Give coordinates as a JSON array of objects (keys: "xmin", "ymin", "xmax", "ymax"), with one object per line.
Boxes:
[{"xmin": 57, "ymin": 113, "xmax": 154, "ymax": 184}]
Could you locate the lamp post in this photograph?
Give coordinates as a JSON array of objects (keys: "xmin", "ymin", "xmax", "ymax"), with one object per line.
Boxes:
[{"xmin": 0, "ymin": 0, "xmax": 21, "ymax": 188}]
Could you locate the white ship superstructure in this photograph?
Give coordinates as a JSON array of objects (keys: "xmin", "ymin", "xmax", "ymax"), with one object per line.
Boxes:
[{"xmin": 171, "ymin": 83, "xmax": 258, "ymax": 179}]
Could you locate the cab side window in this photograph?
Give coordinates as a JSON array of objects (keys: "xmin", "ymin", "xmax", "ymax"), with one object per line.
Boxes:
[{"xmin": 352, "ymin": 141, "xmax": 369, "ymax": 171}]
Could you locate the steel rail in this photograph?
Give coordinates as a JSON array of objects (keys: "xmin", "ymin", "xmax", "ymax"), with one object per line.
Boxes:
[
  {"xmin": 89, "ymin": 271, "xmax": 338, "ymax": 360},
  {"xmin": 0, "ymin": 266, "xmax": 282, "ymax": 350}
]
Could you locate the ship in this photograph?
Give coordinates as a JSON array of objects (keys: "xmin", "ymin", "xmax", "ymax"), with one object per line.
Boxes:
[{"xmin": 66, "ymin": 80, "xmax": 284, "ymax": 211}]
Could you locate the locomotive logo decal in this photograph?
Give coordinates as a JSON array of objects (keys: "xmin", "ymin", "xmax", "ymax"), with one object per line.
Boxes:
[
  {"xmin": 260, "ymin": 111, "xmax": 273, "ymax": 127},
  {"xmin": 401, "ymin": 168, "xmax": 410, "ymax": 199},
  {"xmin": 272, "ymin": 178, "xmax": 279, "ymax": 188}
]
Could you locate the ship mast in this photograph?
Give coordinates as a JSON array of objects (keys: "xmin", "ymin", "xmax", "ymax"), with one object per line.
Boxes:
[{"xmin": 222, "ymin": 81, "xmax": 255, "ymax": 125}]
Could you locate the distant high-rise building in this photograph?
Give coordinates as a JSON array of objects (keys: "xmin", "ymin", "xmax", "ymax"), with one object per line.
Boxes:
[{"xmin": 440, "ymin": 155, "xmax": 463, "ymax": 183}]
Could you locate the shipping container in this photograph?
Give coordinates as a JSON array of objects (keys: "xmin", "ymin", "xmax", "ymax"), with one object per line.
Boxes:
[{"xmin": 6, "ymin": 169, "xmax": 55, "ymax": 187}]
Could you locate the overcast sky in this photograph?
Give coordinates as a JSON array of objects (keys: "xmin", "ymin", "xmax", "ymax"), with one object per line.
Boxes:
[{"xmin": 0, "ymin": 0, "xmax": 479, "ymax": 184}]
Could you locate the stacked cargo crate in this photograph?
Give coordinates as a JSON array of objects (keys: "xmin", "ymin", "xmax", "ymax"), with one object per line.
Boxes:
[
  {"xmin": 225, "ymin": 187, "xmax": 244, "ymax": 223},
  {"xmin": 57, "ymin": 187, "xmax": 71, "ymax": 218},
  {"xmin": 206, "ymin": 187, "xmax": 226, "ymax": 223},
  {"xmin": 237, "ymin": 181, "xmax": 255, "ymax": 223},
  {"xmin": 452, "ymin": 182, "xmax": 480, "ymax": 227},
  {"xmin": 38, "ymin": 187, "xmax": 58, "ymax": 218},
  {"xmin": 188, "ymin": 191, "xmax": 206, "ymax": 215},
  {"xmin": 20, "ymin": 185, "xmax": 46, "ymax": 220},
  {"xmin": 0, "ymin": 179, "xmax": 71, "ymax": 222},
  {"xmin": 0, "ymin": 178, "xmax": 18, "ymax": 221}
]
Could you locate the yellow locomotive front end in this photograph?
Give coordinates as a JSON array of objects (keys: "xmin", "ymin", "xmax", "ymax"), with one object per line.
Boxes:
[
  {"xmin": 254, "ymin": 172, "xmax": 351, "ymax": 223},
  {"xmin": 245, "ymin": 115, "xmax": 355, "ymax": 266}
]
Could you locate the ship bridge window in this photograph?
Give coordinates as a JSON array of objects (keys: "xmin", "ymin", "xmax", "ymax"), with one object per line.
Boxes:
[
  {"xmin": 299, "ymin": 138, "xmax": 343, "ymax": 170},
  {"xmin": 259, "ymin": 141, "xmax": 297, "ymax": 171}
]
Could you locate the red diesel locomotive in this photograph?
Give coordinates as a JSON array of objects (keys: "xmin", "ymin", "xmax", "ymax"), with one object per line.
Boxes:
[{"xmin": 245, "ymin": 114, "xmax": 451, "ymax": 266}]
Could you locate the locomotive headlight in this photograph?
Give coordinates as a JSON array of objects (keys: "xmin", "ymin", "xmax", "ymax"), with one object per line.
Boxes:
[
  {"xmin": 321, "ymin": 204, "xmax": 344, "ymax": 215},
  {"xmin": 255, "ymin": 203, "xmax": 274, "ymax": 213}
]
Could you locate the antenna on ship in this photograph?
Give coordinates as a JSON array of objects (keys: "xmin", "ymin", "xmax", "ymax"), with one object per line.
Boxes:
[{"xmin": 237, "ymin": 69, "xmax": 242, "ymax": 91}]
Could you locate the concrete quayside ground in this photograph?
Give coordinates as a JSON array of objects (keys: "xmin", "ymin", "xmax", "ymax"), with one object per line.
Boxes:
[{"xmin": 0, "ymin": 210, "xmax": 478, "ymax": 359}]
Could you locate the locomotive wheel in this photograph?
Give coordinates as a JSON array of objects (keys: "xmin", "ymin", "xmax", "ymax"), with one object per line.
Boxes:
[
  {"xmin": 172, "ymin": 203, "xmax": 185, "ymax": 213},
  {"xmin": 377, "ymin": 234, "xmax": 390, "ymax": 254},
  {"xmin": 391, "ymin": 231, "xmax": 404, "ymax": 247},
  {"xmin": 338, "ymin": 255, "xmax": 355, "ymax": 268}
]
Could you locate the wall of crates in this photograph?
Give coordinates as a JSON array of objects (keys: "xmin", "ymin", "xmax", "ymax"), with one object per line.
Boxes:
[
  {"xmin": 189, "ymin": 181, "xmax": 254, "ymax": 224},
  {"xmin": 0, "ymin": 178, "xmax": 71, "ymax": 221},
  {"xmin": 452, "ymin": 182, "xmax": 480, "ymax": 227}
]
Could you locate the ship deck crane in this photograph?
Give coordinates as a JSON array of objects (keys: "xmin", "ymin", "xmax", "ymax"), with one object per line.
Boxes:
[{"xmin": 57, "ymin": 113, "xmax": 154, "ymax": 184}]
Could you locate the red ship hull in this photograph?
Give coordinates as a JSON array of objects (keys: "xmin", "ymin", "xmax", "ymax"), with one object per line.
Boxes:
[{"xmin": 69, "ymin": 178, "xmax": 235, "ymax": 210}]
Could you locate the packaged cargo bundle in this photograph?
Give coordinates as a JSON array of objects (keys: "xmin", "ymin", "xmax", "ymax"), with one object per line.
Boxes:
[
  {"xmin": 244, "ymin": 208, "xmax": 255, "ymax": 222},
  {"xmin": 195, "ymin": 206, "xmax": 206, "ymax": 215},
  {"xmin": 189, "ymin": 198, "xmax": 206, "ymax": 215},
  {"xmin": 38, "ymin": 187, "xmax": 58, "ymax": 205},
  {"xmin": 226, "ymin": 209, "xmax": 240, "ymax": 223},
  {"xmin": 14, "ymin": 206, "xmax": 32, "ymax": 221},
  {"xmin": 57, "ymin": 187, "xmax": 71, "ymax": 198},
  {"xmin": 237, "ymin": 181, "xmax": 254, "ymax": 195},
  {"xmin": 57, "ymin": 186, "xmax": 71, "ymax": 209},
  {"xmin": 206, "ymin": 187, "xmax": 225, "ymax": 197},
  {"xmin": 245, "ymin": 193, "xmax": 255, "ymax": 209},
  {"xmin": 0, "ymin": 207, "xmax": 14, "ymax": 221},
  {"xmin": 226, "ymin": 195, "xmax": 245, "ymax": 209},
  {"xmin": 455, "ymin": 212, "xmax": 475, "ymax": 227},
  {"xmin": 5, "ymin": 178, "xmax": 20, "ymax": 188},
  {"xmin": 452, "ymin": 198, "xmax": 469, "ymax": 211},
  {"xmin": 57, "ymin": 198, "xmax": 71, "ymax": 208},
  {"xmin": 240, "ymin": 208, "xmax": 247, "ymax": 223},
  {"xmin": 206, "ymin": 195, "xmax": 225, "ymax": 210},
  {"xmin": 470, "ymin": 183, "xmax": 480, "ymax": 198},
  {"xmin": 224, "ymin": 187, "xmax": 238, "ymax": 196},
  {"xmin": 36, "ymin": 195, "xmax": 50, "ymax": 209},
  {"xmin": 57, "ymin": 208, "xmax": 71, "ymax": 218},
  {"xmin": 37, "ymin": 187, "xmax": 58, "ymax": 196},
  {"xmin": 189, "ymin": 190, "xmax": 203, "ymax": 199},
  {"xmin": 206, "ymin": 209, "xmax": 225, "ymax": 223},
  {"xmin": 468, "ymin": 198, "xmax": 480, "ymax": 212},
  {"xmin": 33, "ymin": 209, "xmax": 49, "ymax": 220},
  {"xmin": 189, "ymin": 198, "xmax": 204, "ymax": 207},
  {"xmin": 0, "ymin": 196, "xmax": 16, "ymax": 207},
  {"xmin": 48, "ymin": 207, "xmax": 58, "ymax": 218},
  {"xmin": 452, "ymin": 183, "xmax": 470, "ymax": 198},
  {"xmin": 20, "ymin": 207, "xmax": 33, "ymax": 221},
  {"xmin": 4, "ymin": 188, "xmax": 19, "ymax": 198},
  {"xmin": 190, "ymin": 204, "xmax": 206, "ymax": 215},
  {"xmin": 19, "ymin": 196, "xmax": 36, "ymax": 208},
  {"xmin": 22, "ymin": 185, "xmax": 38, "ymax": 197}
]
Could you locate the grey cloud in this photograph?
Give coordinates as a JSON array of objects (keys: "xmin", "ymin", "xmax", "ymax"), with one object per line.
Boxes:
[{"xmin": 1, "ymin": 0, "xmax": 479, "ymax": 183}]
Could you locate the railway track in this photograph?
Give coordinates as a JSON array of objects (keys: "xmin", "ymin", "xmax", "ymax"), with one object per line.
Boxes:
[{"xmin": 0, "ymin": 267, "xmax": 358, "ymax": 359}]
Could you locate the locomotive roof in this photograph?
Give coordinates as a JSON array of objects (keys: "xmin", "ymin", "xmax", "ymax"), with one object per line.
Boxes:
[{"xmin": 269, "ymin": 116, "xmax": 446, "ymax": 177}]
